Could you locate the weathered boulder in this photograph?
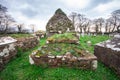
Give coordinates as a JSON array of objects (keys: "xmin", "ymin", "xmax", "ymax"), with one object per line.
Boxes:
[
  {"xmin": 46, "ymin": 8, "xmax": 74, "ymax": 37},
  {"xmin": 94, "ymin": 35, "xmax": 120, "ymax": 76}
]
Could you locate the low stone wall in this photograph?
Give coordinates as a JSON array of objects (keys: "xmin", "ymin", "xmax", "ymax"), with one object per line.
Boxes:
[
  {"xmin": 94, "ymin": 37, "xmax": 120, "ymax": 76},
  {"xmin": 29, "ymin": 52, "xmax": 97, "ymax": 70},
  {"xmin": 47, "ymin": 39, "xmax": 79, "ymax": 44},
  {"xmin": 0, "ymin": 37, "xmax": 17, "ymax": 71},
  {"xmin": 16, "ymin": 37, "xmax": 39, "ymax": 51}
]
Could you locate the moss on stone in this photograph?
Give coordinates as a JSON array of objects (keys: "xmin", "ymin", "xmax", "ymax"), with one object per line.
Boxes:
[
  {"xmin": 47, "ymin": 33, "xmax": 78, "ymax": 43},
  {"xmin": 34, "ymin": 43, "xmax": 86, "ymax": 57}
]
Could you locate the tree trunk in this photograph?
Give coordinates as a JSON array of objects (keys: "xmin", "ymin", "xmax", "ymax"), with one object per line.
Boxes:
[
  {"xmin": 117, "ymin": 25, "xmax": 120, "ymax": 33},
  {"xmin": 95, "ymin": 24, "xmax": 99, "ymax": 34},
  {"xmin": 112, "ymin": 24, "xmax": 116, "ymax": 32},
  {"xmin": 105, "ymin": 23, "xmax": 108, "ymax": 33},
  {"xmin": 4, "ymin": 23, "xmax": 8, "ymax": 34},
  {"xmin": 112, "ymin": 18, "xmax": 117, "ymax": 32}
]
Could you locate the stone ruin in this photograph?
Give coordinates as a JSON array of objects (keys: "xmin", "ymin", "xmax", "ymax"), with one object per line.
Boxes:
[
  {"xmin": 34, "ymin": 30, "xmax": 46, "ymax": 38},
  {"xmin": 16, "ymin": 36, "xmax": 39, "ymax": 51},
  {"xmin": 0, "ymin": 37, "xmax": 17, "ymax": 71},
  {"xmin": 94, "ymin": 34, "xmax": 120, "ymax": 76},
  {"xmin": 29, "ymin": 33, "xmax": 97, "ymax": 70},
  {"xmin": 46, "ymin": 8, "xmax": 75, "ymax": 37}
]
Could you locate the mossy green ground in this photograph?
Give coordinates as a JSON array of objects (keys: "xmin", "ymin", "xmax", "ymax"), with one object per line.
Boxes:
[
  {"xmin": 47, "ymin": 33, "xmax": 78, "ymax": 42},
  {"xmin": 36, "ymin": 43, "xmax": 83, "ymax": 56},
  {"xmin": 0, "ymin": 33, "xmax": 33, "ymax": 38},
  {"xmin": 0, "ymin": 35, "xmax": 119, "ymax": 80}
]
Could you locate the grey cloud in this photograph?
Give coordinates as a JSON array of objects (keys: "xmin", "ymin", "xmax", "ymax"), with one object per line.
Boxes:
[
  {"xmin": 21, "ymin": 8, "xmax": 38, "ymax": 17},
  {"xmin": 87, "ymin": 0, "xmax": 113, "ymax": 9}
]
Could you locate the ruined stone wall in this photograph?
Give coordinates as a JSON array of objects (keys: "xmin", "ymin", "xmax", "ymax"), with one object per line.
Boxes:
[
  {"xmin": 46, "ymin": 8, "xmax": 74, "ymax": 37},
  {"xmin": 94, "ymin": 37, "xmax": 120, "ymax": 76},
  {"xmin": 0, "ymin": 43, "xmax": 17, "ymax": 71},
  {"xmin": 16, "ymin": 37, "xmax": 39, "ymax": 51},
  {"xmin": 29, "ymin": 52, "xmax": 97, "ymax": 70}
]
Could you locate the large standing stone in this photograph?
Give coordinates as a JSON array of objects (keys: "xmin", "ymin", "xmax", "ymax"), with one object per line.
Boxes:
[
  {"xmin": 46, "ymin": 8, "xmax": 74, "ymax": 37},
  {"xmin": 94, "ymin": 35, "xmax": 120, "ymax": 76}
]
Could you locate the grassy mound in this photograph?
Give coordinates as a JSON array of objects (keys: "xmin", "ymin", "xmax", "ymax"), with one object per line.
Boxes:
[
  {"xmin": 35, "ymin": 43, "xmax": 87, "ymax": 56},
  {"xmin": 35, "ymin": 33, "xmax": 82, "ymax": 56},
  {"xmin": 47, "ymin": 33, "xmax": 78, "ymax": 43}
]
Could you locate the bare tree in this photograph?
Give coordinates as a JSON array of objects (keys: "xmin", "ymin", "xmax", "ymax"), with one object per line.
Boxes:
[
  {"xmin": 69, "ymin": 13, "xmax": 91, "ymax": 33},
  {"xmin": 93, "ymin": 19, "xmax": 99, "ymax": 33},
  {"xmin": 93, "ymin": 18, "xmax": 105, "ymax": 33},
  {"xmin": 0, "ymin": 4, "xmax": 15, "ymax": 34},
  {"xmin": 4, "ymin": 15, "xmax": 15, "ymax": 33},
  {"xmin": 105, "ymin": 18, "xmax": 113, "ymax": 33},
  {"xmin": 17, "ymin": 24, "xmax": 24, "ymax": 33},
  {"xmin": 0, "ymin": 4, "xmax": 7, "ymax": 33},
  {"xmin": 76, "ymin": 14, "xmax": 86, "ymax": 33},
  {"xmin": 0, "ymin": 15, "xmax": 15, "ymax": 34},
  {"xmin": 110, "ymin": 9, "xmax": 120, "ymax": 32},
  {"xmin": 117, "ymin": 24, "xmax": 120, "ymax": 33},
  {"xmin": 83, "ymin": 18, "xmax": 91, "ymax": 33},
  {"xmin": 30, "ymin": 24, "xmax": 35, "ymax": 33},
  {"xmin": 98, "ymin": 18, "xmax": 104, "ymax": 33},
  {"xmin": 69, "ymin": 12, "xmax": 77, "ymax": 30}
]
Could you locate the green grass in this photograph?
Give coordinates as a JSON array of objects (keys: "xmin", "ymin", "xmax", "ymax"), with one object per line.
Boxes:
[
  {"xmin": 0, "ymin": 35, "xmax": 119, "ymax": 80},
  {"xmin": 47, "ymin": 33, "xmax": 78, "ymax": 41},
  {"xmin": 4, "ymin": 33, "xmax": 33, "ymax": 38},
  {"xmin": 36, "ymin": 43, "xmax": 83, "ymax": 56},
  {"xmin": 79, "ymin": 35, "xmax": 111, "ymax": 53}
]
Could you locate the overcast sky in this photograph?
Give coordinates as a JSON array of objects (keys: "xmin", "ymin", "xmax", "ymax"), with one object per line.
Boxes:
[{"xmin": 0, "ymin": 0, "xmax": 120, "ymax": 31}]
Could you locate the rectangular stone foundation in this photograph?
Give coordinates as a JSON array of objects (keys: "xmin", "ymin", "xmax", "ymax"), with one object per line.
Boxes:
[
  {"xmin": 30, "ymin": 54, "xmax": 97, "ymax": 70},
  {"xmin": 94, "ymin": 37, "xmax": 120, "ymax": 76}
]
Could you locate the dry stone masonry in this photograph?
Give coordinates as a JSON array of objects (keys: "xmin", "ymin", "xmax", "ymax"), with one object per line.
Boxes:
[
  {"xmin": 29, "ymin": 33, "xmax": 97, "ymax": 70},
  {"xmin": 0, "ymin": 37, "xmax": 17, "ymax": 71},
  {"xmin": 94, "ymin": 34, "xmax": 120, "ymax": 76},
  {"xmin": 46, "ymin": 8, "xmax": 75, "ymax": 37},
  {"xmin": 16, "ymin": 36, "xmax": 39, "ymax": 51},
  {"xmin": 30, "ymin": 52, "xmax": 97, "ymax": 70}
]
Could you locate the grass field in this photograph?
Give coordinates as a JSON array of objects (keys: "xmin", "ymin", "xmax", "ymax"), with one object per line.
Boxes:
[
  {"xmin": 0, "ymin": 33, "xmax": 33, "ymax": 38},
  {"xmin": 0, "ymin": 35, "xmax": 119, "ymax": 80}
]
